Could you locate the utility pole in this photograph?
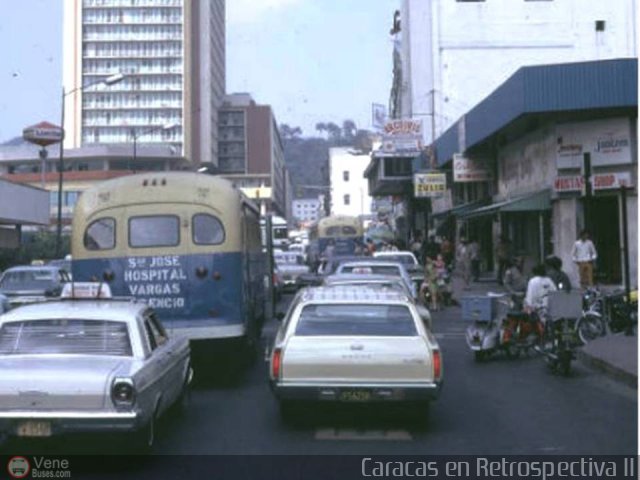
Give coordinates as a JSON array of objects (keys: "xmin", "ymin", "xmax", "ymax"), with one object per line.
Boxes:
[{"xmin": 620, "ymin": 184, "xmax": 632, "ymax": 335}]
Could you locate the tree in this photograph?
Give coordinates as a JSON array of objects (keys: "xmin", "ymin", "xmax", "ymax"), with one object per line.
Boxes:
[
  {"xmin": 279, "ymin": 124, "xmax": 303, "ymax": 141},
  {"xmin": 342, "ymin": 120, "xmax": 357, "ymax": 141},
  {"xmin": 315, "ymin": 122, "xmax": 327, "ymax": 137}
]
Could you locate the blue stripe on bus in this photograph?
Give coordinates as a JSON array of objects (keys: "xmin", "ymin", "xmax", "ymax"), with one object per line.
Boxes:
[{"xmin": 73, "ymin": 252, "xmax": 264, "ymax": 329}]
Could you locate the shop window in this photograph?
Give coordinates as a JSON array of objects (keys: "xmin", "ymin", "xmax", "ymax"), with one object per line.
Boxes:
[
  {"xmin": 343, "ymin": 171, "xmax": 350, "ymax": 182},
  {"xmin": 344, "ymin": 194, "xmax": 351, "ymax": 206}
]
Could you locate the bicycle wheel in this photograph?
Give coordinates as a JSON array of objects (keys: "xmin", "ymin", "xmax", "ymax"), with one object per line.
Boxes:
[{"xmin": 577, "ymin": 313, "xmax": 605, "ymax": 344}]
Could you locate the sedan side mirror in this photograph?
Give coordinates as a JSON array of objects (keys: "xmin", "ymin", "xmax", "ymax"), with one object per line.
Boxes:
[{"xmin": 275, "ymin": 312, "xmax": 285, "ymax": 321}]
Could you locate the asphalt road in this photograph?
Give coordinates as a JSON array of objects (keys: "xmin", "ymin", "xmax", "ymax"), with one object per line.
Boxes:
[{"xmin": 3, "ymin": 293, "xmax": 637, "ymax": 456}]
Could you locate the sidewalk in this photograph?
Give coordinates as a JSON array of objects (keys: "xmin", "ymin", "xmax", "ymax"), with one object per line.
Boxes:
[{"xmin": 449, "ymin": 271, "xmax": 638, "ymax": 388}]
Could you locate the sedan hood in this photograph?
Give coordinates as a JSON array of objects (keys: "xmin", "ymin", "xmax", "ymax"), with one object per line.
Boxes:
[{"xmin": 0, "ymin": 355, "xmax": 135, "ymax": 410}]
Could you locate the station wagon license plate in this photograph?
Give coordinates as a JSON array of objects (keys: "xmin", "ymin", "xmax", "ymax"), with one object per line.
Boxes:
[
  {"xmin": 339, "ymin": 390, "xmax": 371, "ymax": 402},
  {"xmin": 17, "ymin": 421, "xmax": 52, "ymax": 437}
]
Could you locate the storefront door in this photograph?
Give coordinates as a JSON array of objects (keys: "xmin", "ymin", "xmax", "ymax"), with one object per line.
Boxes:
[{"xmin": 590, "ymin": 196, "xmax": 621, "ymax": 284}]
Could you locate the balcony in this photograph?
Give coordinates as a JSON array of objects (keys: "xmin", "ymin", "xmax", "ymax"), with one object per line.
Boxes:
[{"xmin": 363, "ymin": 151, "xmax": 415, "ymax": 197}]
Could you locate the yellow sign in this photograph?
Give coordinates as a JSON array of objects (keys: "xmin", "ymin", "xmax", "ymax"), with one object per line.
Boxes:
[{"xmin": 414, "ymin": 173, "xmax": 446, "ymax": 198}]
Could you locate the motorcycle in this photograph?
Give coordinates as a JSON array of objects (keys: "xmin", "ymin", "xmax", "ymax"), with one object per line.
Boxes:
[
  {"xmin": 605, "ymin": 289, "xmax": 638, "ymax": 335},
  {"xmin": 537, "ymin": 291, "xmax": 583, "ymax": 376},
  {"xmin": 465, "ymin": 293, "xmax": 542, "ymax": 361}
]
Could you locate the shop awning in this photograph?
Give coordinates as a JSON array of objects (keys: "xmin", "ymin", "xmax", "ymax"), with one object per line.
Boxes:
[
  {"xmin": 460, "ymin": 190, "xmax": 551, "ymax": 220},
  {"xmin": 430, "ymin": 200, "xmax": 488, "ymax": 221}
]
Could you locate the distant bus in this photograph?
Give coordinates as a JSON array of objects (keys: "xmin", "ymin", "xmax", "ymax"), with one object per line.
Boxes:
[
  {"xmin": 71, "ymin": 172, "xmax": 266, "ymax": 357},
  {"xmin": 308, "ymin": 215, "xmax": 364, "ymax": 263}
]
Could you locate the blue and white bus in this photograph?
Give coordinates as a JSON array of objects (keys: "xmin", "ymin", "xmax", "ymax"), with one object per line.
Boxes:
[{"xmin": 71, "ymin": 172, "xmax": 266, "ymax": 358}]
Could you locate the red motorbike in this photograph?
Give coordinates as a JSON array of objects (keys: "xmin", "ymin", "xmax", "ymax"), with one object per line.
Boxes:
[{"xmin": 499, "ymin": 307, "xmax": 544, "ymax": 358}]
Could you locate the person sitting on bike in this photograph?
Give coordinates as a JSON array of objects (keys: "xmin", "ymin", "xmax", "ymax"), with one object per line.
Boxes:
[
  {"xmin": 420, "ymin": 257, "xmax": 440, "ymax": 311},
  {"xmin": 524, "ymin": 264, "xmax": 557, "ymax": 315},
  {"xmin": 544, "ymin": 255, "xmax": 572, "ymax": 292},
  {"xmin": 503, "ymin": 257, "xmax": 527, "ymax": 309}
]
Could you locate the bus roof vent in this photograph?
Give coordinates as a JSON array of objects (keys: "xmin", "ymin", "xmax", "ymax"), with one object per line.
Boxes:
[
  {"xmin": 152, "ymin": 179, "xmax": 157, "ymax": 186},
  {"xmin": 161, "ymin": 178, "xmax": 167, "ymax": 186},
  {"xmin": 143, "ymin": 179, "xmax": 148, "ymax": 187}
]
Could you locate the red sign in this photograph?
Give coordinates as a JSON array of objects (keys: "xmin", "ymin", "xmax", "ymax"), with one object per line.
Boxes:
[
  {"xmin": 22, "ymin": 121, "xmax": 63, "ymax": 147},
  {"xmin": 554, "ymin": 173, "xmax": 633, "ymax": 193},
  {"xmin": 554, "ymin": 176, "xmax": 584, "ymax": 192},
  {"xmin": 592, "ymin": 172, "xmax": 633, "ymax": 190}
]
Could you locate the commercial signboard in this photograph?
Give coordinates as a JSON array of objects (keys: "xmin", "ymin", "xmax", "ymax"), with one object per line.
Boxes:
[
  {"xmin": 554, "ymin": 172, "xmax": 633, "ymax": 193},
  {"xmin": 381, "ymin": 119, "xmax": 423, "ymax": 155},
  {"xmin": 556, "ymin": 117, "xmax": 632, "ymax": 169},
  {"xmin": 592, "ymin": 172, "xmax": 633, "ymax": 191},
  {"xmin": 431, "ymin": 189, "xmax": 453, "ymax": 213},
  {"xmin": 22, "ymin": 121, "xmax": 63, "ymax": 147},
  {"xmin": 453, "ymin": 154, "xmax": 491, "ymax": 182},
  {"xmin": 414, "ymin": 173, "xmax": 446, "ymax": 198}
]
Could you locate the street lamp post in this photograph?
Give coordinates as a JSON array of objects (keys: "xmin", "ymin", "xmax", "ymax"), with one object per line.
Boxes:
[
  {"xmin": 56, "ymin": 73, "xmax": 125, "ymax": 257},
  {"xmin": 129, "ymin": 123, "xmax": 178, "ymax": 171}
]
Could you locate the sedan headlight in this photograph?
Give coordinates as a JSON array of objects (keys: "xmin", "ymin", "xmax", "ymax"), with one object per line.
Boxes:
[{"xmin": 111, "ymin": 378, "xmax": 136, "ymax": 407}]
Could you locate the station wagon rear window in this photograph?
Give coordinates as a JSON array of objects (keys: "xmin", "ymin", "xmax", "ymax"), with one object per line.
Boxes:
[
  {"xmin": 295, "ymin": 304, "xmax": 417, "ymax": 336},
  {"xmin": 129, "ymin": 215, "xmax": 179, "ymax": 248},
  {"xmin": 0, "ymin": 319, "xmax": 132, "ymax": 356}
]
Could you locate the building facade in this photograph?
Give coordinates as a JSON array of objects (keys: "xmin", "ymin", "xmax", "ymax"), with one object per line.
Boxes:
[
  {"xmin": 217, "ymin": 93, "xmax": 288, "ymax": 217},
  {"xmin": 330, "ymin": 147, "xmax": 374, "ymax": 220},
  {"xmin": 429, "ymin": 59, "xmax": 637, "ymax": 287},
  {"xmin": 0, "ymin": 143, "xmax": 183, "ymax": 225},
  {"xmin": 63, "ymin": 0, "xmax": 225, "ymax": 165},
  {"xmin": 292, "ymin": 198, "xmax": 323, "ymax": 225},
  {"xmin": 395, "ymin": 0, "xmax": 638, "ymax": 144}
]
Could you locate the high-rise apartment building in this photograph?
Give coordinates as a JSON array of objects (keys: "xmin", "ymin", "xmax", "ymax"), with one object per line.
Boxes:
[{"xmin": 63, "ymin": 0, "xmax": 225, "ymax": 165}]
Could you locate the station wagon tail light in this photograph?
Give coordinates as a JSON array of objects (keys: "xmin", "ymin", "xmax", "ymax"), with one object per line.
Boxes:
[
  {"xmin": 111, "ymin": 378, "xmax": 136, "ymax": 407},
  {"xmin": 432, "ymin": 350, "xmax": 442, "ymax": 381},
  {"xmin": 271, "ymin": 348, "xmax": 282, "ymax": 379}
]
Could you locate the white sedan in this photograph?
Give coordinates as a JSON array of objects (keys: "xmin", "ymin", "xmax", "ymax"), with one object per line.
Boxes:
[{"xmin": 268, "ymin": 286, "xmax": 442, "ymax": 422}]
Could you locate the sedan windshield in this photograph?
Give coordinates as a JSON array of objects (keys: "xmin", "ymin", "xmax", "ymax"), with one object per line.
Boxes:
[
  {"xmin": 296, "ymin": 304, "xmax": 416, "ymax": 337},
  {"xmin": 0, "ymin": 270, "xmax": 56, "ymax": 291},
  {"xmin": 339, "ymin": 265, "xmax": 401, "ymax": 276},
  {"xmin": 0, "ymin": 319, "xmax": 132, "ymax": 356},
  {"xmin": 378, "ymin": 255, "xmax": 416, "ymax": 266}
]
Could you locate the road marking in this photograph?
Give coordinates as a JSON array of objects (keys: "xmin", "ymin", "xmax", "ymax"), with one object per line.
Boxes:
[
  {"xmin": 315, "ymin": 428, "xmax": 412, "ymax": 441},
  {"xmin": 434, "ymin": 333, "xmax": 466, "ymax": 339}
]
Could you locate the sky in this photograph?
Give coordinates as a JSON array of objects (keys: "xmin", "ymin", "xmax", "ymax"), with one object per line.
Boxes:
[{"xmin": 0, "ymin": 0, "xmax": 397, "ymax": 142}]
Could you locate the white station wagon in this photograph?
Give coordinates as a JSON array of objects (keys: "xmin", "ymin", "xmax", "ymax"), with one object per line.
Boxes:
[
  {"xmin": 269, "ymin": 286, "xmax": 442, "ymax": 421},
  {"xmin": 0, "ymin": 283, "xmax": 191, "ymax": 450}
]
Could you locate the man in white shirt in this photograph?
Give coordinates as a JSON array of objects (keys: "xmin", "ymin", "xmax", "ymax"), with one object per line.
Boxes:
[
  {"xmin": 524, "ymin": 264, "xmax": 557, "ymax": 313},
  {"xmin": 571, "ymin": 229, "xmax": 598, "ymax": 288}
]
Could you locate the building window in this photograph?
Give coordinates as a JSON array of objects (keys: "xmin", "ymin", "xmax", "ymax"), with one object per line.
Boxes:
[
  {"xmin": 344, "ymin": 194, "xmax": 350, "ymax": 206},
  {"xmin": 595, "ymin": 20, "xmax": 606, "ymax": 31},
  {"xmin": 343, "ymin": 171, "xmax": 349, "ymax": 182}
]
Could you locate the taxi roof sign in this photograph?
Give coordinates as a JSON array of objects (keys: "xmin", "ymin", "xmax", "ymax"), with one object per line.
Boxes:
[{"xmin": 61, "ymin": 282, "xmax": 112, "ymax": 299}]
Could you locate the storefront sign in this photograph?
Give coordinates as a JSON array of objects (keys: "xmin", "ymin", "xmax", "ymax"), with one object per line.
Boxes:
[
  {"xmin": 554, "ymin": 175, "xmax": 584, "ymax": 192},
  {"xmin": 556, "ymin": 117, "xmax": 632, "ymax": 169},
  {"xmin": 554, "ymin": 173, "xmax": 633, "ymax": 193},
  {"xmin": 414, "ymin": 173, "xmax": 446, "ymax": 198},
  {"xmin": 381, "ymin": 119, "xmax": 424, "ymax": 155},
  {"xmin": 431, "ymin": 189, "xmax": 453, "ymax": 213},
  {"xmin": 592, "ymin": 172, "xmax": 633, "ymax": 191},
  {"xmin": 453, "ymin": 154, "xmax": 491, "ymax": 182}
]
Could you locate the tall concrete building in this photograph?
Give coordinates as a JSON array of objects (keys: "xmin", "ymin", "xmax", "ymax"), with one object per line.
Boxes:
[
  {"xmin": 218, "ymin": 93, "xmax": 288, "ymax": 217},
  {"xmin": 393, "ymin": 0, "xmax": 638, "ymax": 143},
  {"xmin": 62, "ymin": 0, "xmax": 225, "ymax": 165}
]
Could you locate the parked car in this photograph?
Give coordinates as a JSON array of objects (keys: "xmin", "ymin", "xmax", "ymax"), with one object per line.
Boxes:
[
  {"xmin": 268, "ymin": 286, "xmax": 442, "ymax": 423},
  {"xmin": 295, "ymin": 255, "xmax": 385, "ymax": 290},
  {"xmin": 334, "ymin": 260, "xmax": 416, "ymax": 298},
  {"xmin": 323, "ymin": 273, "xmax": 432, "ymax": 330},
  {"xmin": 274, "ymin": 252, "xmax": 310, "ymax": 292},
  {"xmin": 0, "ymin": 283, "xmax": 192, "ymax": 451},
  {"xmin": 0, "ymin": 265, "xmax": 71, "ymax": 309},
  {"xmin": 373, "ymin": 251, "xmax": 424, "ymax": 293}
]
